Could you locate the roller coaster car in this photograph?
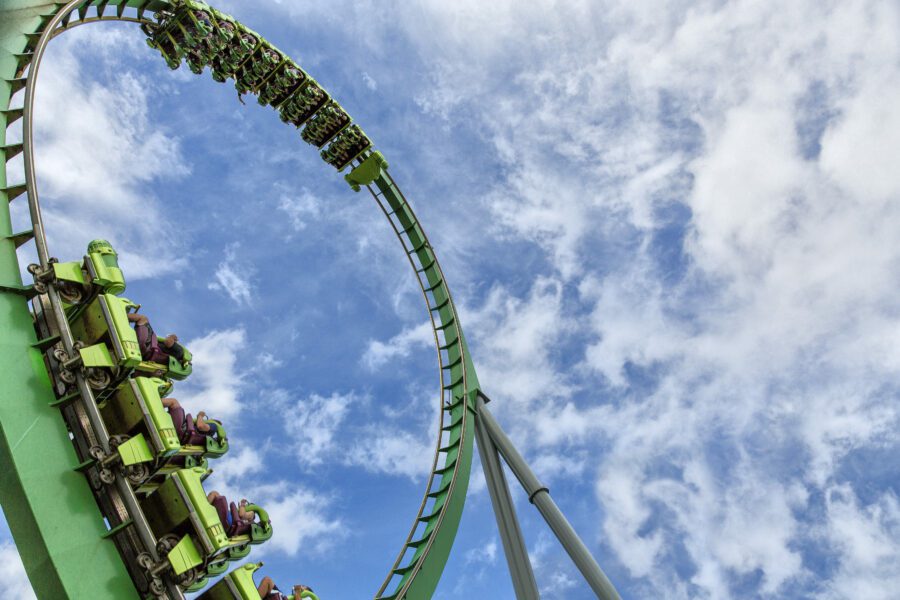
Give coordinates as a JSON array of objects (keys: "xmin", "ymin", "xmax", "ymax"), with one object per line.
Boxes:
[
  {"xmin": 184, "ymin": 10, "xmax": 238, "ymax": 74},
  {"xmin": 46, "ymin": 238, "xmax": 126, "ymax": 313},
  {"xmin": 344, "ymin": 152, "xmax": 389, "ymax": 192},
  {"xmin": 211, "ymin": 28, "xmax": 260, "ymax": 83},
  {"xmin": 124, "ymin": 306, "xmax": 194, "ymax": 382},
  {"xmin": 279, "ymin": 81, "xmax": 329, "ymax": 128},
  {"xmin": 159, "ymin": 1, "xmax": 215, "ymax": 45},
  {"xmin": 197, "ymin": 563, "xmax": 320, "ymax": 600},
  {"xmin": 235, "ymin": 45, "xmax": 284, "ymax": 95},
  {"xmin": 142, "ymin": 19, "xmax": 181, "ymax": 70},
  {"xmin": 61, "ymin": 292, "xmax": 193, "ymax": 397},
  {"xmin": 144, "ymin": 0, "xmax": 217, "ymax": 70},
  {"xmin": 134, "ymin": 333, "xmax": 194, "ymax": 382},
  {"xmin": 144, "ymin": 0, "xmax": 261, "ymax": 83},
  {"xmin": 321, "ymin": 124, "xmax": 373, "ymax": 171},
  {"xmin": 140, "ymin": 468, "xmax": 272, "ymax": 590},
  {"xmin": 64, "ymin": 292, "xmax": 143, "ymax": 398},
  {"xmin": 212, "ymin": 13, "xmax": 238, "ymax": 47},
  {"xmin": 98, "ymin": 377, "xmax": 228, "ymax": 492},
  {"xmin": 258, "ymin": 61, "xmax": 308, "ymax": 107},
  {"xmin": 301, "ymin": 100, "xmax": 351, "ymax": 148}
]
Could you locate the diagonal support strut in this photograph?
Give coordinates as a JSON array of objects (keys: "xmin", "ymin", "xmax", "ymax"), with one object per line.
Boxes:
[
  {"xmin": 476, "ymin": 392, "xmax": 622, "ymax": 600},
  {"xmin": 475, "ymin": 395, "xmax": 539, "ymax": 599}
]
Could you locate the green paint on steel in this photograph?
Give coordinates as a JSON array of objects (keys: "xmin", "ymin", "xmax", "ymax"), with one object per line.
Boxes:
[
  {"xmin": 0, "ymin": 2, "xmax": 139, "ymax": 598},
  {"xmin": 369, "ymin": 172, "xmax": 479, "ymax": 600}
]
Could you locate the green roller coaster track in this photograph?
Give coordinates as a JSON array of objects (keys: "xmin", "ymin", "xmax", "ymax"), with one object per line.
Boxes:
[
  {"xmin": 0, "ymin": 2, "xmax": 620, "ymax": 599},
  {"xmin": 0, "ymin": 1, "xmax": 478, "ymax": 598}
]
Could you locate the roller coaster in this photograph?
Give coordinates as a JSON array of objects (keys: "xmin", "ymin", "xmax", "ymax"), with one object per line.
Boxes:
[{"xmin": 0, "ymin": 1, "xmax": 621, "ymax": 598}]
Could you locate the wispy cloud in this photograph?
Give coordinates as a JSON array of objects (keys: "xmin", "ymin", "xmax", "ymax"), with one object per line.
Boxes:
[
  {"xmin": 290, "ymin": 392, "xmax": 357, "ymax": 468},
  {"xmin": 362, "ymin": 72, "xmax": 378, "ymax": 91},
  {"xmin": 252, "ymin": 483, "xmax": 346, "ymax": 556},
  {"xmin": 277, "ymin": 188, "xmax": 322, "ymax": 232},
  {"xmin": 22, "ymin": 26, "xmax": 189, "ymax": 280},
  {"xmin": 464, "ymin": 278, "xmax": 574, "ymax": 408},
  {"xmin": 823, "ymin": 484, "xmax": 900, "ymax": 600},
  {"xmin": 464, "ymin": 539, "xmax": 498, "ymax": 566},
  {"xmin": 208, "ymin": 244, "xmax": 255, "ymax": 307},
  {"xmin": 0, "ymin": 542, "xmax": 34, "ymax": 600},
  {"xmin": 361, "ymin": 322, "xmax": 432, "ymax": 371},
  {"xmin": 345, "ymin": 427, "xmax": 434, "ymax": 481},
  {"xmin": 178, "ymin": 328, "xmax": 247, "ymax": 418}
]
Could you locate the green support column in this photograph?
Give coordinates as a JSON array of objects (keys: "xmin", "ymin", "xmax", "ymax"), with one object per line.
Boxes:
[{"xmin": 0, "ymin": 2, "xmax": 137, "ymax": 597}]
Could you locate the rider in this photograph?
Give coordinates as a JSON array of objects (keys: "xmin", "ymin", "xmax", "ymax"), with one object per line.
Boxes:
[
  {"xmin": 160, "ymin": 397, "xmax": 216, "ymax": 446},
  {"xmin": 207, "ymin": 491, "xmax": 257, "ymax": 537},
  {"xmin": 257, "ymin": 576, "xmax": 314, "ymax": 600},
  {"xmin": 127, "ymin": 312, "xmax": 187, "ymax": 365}
]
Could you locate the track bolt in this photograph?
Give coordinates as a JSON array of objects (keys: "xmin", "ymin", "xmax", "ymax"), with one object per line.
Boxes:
[
  {"xmin": 27, "ymin": 261, "xmax": 55, "ymax": 284},
  {"xmin": 61, "ymin": 353, "xmax": 83, "ymax": 371}
]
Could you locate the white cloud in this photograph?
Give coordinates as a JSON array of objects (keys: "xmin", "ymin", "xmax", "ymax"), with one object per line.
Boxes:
[
  {"xmin": 178, "ymin": 328, "xmax": 246, "ymax": 418},
  {"xmin": 464, "ymin": 278, "xmax": 573, "ymax": 409},
  {"xmin": 0, "ymin": 543, "xmax": 34, "ymax": 600},
  {"xmin": 529, "ymin": 450, "xmax": 587, "ymax": 483},
  {"xmin": 464, "ymin": 539, "xmax": 497, "ymax": 565},
  {"xmin": 362, "ymin": 72, "xmax": 378, "ymax": 91},
  {"xmin": 361, "ymin": 322, "xmax": 432, "ymax": 371},
  {"xmin": 21, "ymin": 26, "xmax": 189, "ymax": 280},
  {"xmin": 290, "ymin": 393, "xmax": 356, "ymax": 468},
  {"xmin": 211, "ymin": 446, "xmax": 265, "ymax": 482},
  {"xmin": 258, "ymin": 352, "xmax": 283, "ymax": 370},
  {"xmin": 208, "ymin": 244, "xmax": 255, "ymax": 307},
  {"xmin": 819, "ymin": 77, "xmax": 900, "ymax": 204},
  {"xmin": 822, "ymin": 485, "xmax": 900, "ymax": 600},
  {"xmin": 653, "ymin": 460, "xmax": 807, "ymax": 595},
  {"xmin": 597, "ymin": 465, "xmax": 662, "ymax": 578},
  {"xmin": 270, "ymin": 384, "xmax": 437, "ymax": 481},
  {"xmin": 346, "ymin": 428, "xmax": 434, "ymax": 481},
  {"xmin": 355, "ymin": 0, "xmax": 900, "ymax": 597},
  {"xmin": 544, "ymin": 570, "xmax": 578, "ymax": 598},
  {"xmin": 252, "ymin": 483, "xmax": 346, "ymax": 556},
  {"xmin": 580, "ymin": 271, "xmax": 687, "ymax": 388},
  {"xmin": 277, "ymin": 189, "xmax": 322, "ymax": 232}
]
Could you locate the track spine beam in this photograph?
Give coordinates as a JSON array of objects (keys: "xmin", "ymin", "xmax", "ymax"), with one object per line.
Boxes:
[{"xmin": 368, "ymin": 172, "xmax": 478, "ymax": 599}]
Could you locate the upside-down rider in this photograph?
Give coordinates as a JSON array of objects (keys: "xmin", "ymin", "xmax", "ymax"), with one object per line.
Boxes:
[
  {"xmin": 160, "ymin": 397, "xmax": 218, "ymax": 446},
  {"xmin": 206, "ymin": 492, "xmax": 259, "ymax": 537},
  {"xmin": 127, "ymin": 312, "xmax": 188, "ymax": 367}
]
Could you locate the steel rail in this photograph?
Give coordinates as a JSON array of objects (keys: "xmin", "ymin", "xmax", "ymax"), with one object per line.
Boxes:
[
  {"xmin": 48, "ymin": 15, "xmax": 153, "ymax": 38},
  {"xmin": 19, "ymin": 1, "xmax": 182, "ymax": 597},
  {"xmin": 368, "ymin": 185, "xmax": 449, "ymax": 596},
  {"xmin": 366, "ymin": 169, "xmax": 475, "ymax": 599}
]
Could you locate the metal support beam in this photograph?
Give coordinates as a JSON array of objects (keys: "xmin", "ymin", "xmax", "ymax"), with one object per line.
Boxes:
[
  {"xmin": 478, "ymin": 393, "xmax": 621, "ymax": 600},
  {"xmin": 474, "ymin": 395, "xmax": 539, "ymax": 600}
]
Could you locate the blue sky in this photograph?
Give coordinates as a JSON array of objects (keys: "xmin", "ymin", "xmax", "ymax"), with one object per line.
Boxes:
[{"xmin": 3, "ymin": 1, "xmax": 900, "ymax": 598}]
